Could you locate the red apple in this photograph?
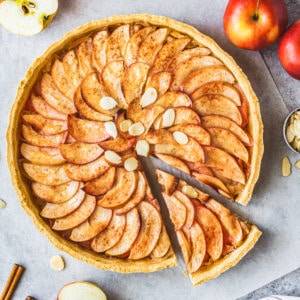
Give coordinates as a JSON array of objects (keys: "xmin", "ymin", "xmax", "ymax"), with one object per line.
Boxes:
[
  {"xmin": 223, "ymin": 0, "xmax": 288, "ymax": 50},
  {"xmin": 278, "ymin": 20, "xmax": 300, "ymax": 80}
]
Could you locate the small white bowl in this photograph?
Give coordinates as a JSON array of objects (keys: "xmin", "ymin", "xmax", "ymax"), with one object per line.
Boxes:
[{"xmin": 283, "ymin": 107, "xmax": 300, "ymax": 153}]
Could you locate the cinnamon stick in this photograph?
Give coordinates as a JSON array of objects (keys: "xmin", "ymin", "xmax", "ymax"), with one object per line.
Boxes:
[{"xmin": 0, "ymin": 264, "xmax": 24, "ymax": 300}]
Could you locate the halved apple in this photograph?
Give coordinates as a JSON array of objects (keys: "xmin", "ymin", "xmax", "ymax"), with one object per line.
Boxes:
[
  {"xmin": 0, "ymin": 0, "xmax": 58, "ymax": 36},
  {"xmin": 62, "ymin": 50, "xmax": 82, "ymax": 89},
  {"xmin": 145, "ymin": 71, "xmax": 172, "ymax": 97},
  {"xmin": 59, "ymin": 142, "xmax": 104, "ymax": 165},
  {"xmin": 92, "ymin": 30, "xmax": 108, "ymax": 73},
  {"xmin": 76, "ymin": 38, "xmax": 94, "ymax": 76},
  {"xmin": 52, "ymin": 194, "xmax": 96, "ymax": 231}
]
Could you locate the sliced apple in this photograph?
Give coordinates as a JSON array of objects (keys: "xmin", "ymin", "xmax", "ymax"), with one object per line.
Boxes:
[
  {"xmin": 101, "ymin": 60, "xmax": 127, "ymax": 109},
  {"xmin": 59, "ymin": 142, "xmax": 104, "ymax": 165},
  {"xmin": 151, "ymin": 37, "xmax": 191, "ymax": 74},
  {"xmin": 20, "ymin": 143, "xmax": 65, "ymax": 165},
  {"xmin": 154, "ymin": 91, "xmax": 192, "ymax": 108},
  {"xmin": 190, "ymin": 81, "xmax": 241, "ymax": 106},
  {"xmin": 151, "ymin": 225, "xmax": 171, "ymax": 258},
  {"xmin": 76, "ymin": 38, "xmax": 94, "ymax": 76},
  {"xmin": 176, "ymin": 229, "xmax": 191, "ymax": 264},
  {"xmin": 83, "ymin": 166, "xmax": 115, "ymax": 196},
  {"xmin": 62, "ymin": 50, "xmax": 82, "ymax": 89},
  {"xmin": 129, "ymin": 201, "xmax": 162, "ymax": 260},
  {"xmin": 40, "ymin": 73, "xmax": 77, "ymax": 115},
  {"xmin": 105, "ymin": 208, "xmax": 140, "ymax": 256},
  {"xmin": 67, "ymin": 115, "xmax": 110, "ymax": 143},
  {"xmin": 157, "ymin": 169, "xmax": 178, "ymax": 195},
  {"xmin": 122, "ymin": 62, "xmax": 150, "ymax": 104},
  {"xmin": 181, "ymin": 65, "xmax": 236, "ymax": 95},
  {"xmin": 91, "ymin": 212, "xmax": 126, "ymax": 253},
  {"xmin": 145, "ymin": 71, "xmax": 172, "ymax": 98},
  {"xmin": 40, "ymin": 188, "xmax": 85, "ymax": 219},
  {"xmin": 23, "ymin": 163, "xmax": 70, "ymax": 186},
  {"xmin": 70, "ymin": 205, "xmax": 112, "ymax": 242},
  {"xmin": 194, "ymin": 202, "xmax": 223, "ymax": 261},
  {"xmin": 207, "ymin": 127, "xmax": 249, "ymax": 162},
  {"xmin": 201, "ymin": 115, "xmax": 252, "ymax": 145},
  {"xmin": 155, "ymin": 153, "xmax": 191, "ymax": 175},
  {"xmin": 64, "ymin": 155, "xmax": 110, "ymax": 182},
  {"xmin": 52, "ymin": 194, "xmax": 96, "ymax": 231},
  {"xmin": 171, "ymin": 56, "xmax": 223, "ymax": 91},
  {"xmin": 193, "ymin": 94, "xmax": 242, "ymax": 126},
  {"xmin": 92, "ymin": 30, "xmax": 108, "ymax": 73},
  {"xmin": 166, "ymin": 46, "xmax": 212, "ymax": 72},
  {"xmin": 97, "ymin": 168, "xmax": 138, "ymax": 208},
  {"xmin": 32, "ymin": 180, "xmax": 80, "ymax": 204}
]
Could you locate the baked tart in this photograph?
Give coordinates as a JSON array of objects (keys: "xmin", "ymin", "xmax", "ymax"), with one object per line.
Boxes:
[{"xmin": 7, "ymin": 14, "xmax": 263, "ymax": 284}]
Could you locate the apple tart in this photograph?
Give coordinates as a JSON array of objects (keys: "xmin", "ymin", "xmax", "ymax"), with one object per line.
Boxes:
[{"xmin": 7, "ymin": 14, "xmax": 263, "ymax": 284}]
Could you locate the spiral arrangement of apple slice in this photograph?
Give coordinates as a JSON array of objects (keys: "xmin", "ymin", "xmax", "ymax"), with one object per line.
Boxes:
[{"xmin": 18, "ymin": 21, "xmax": 260, "ymax": 282}]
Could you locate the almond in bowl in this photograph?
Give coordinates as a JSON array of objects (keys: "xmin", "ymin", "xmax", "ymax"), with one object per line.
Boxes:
[{"xmin": 7, "ymin": 14, "xmax": 263, "ymax": 286}]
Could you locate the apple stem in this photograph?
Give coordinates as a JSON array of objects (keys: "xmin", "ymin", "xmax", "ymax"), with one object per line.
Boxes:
[{"xmin": 253, "ymin": 0, "xmax": 261, "ymax": 21}]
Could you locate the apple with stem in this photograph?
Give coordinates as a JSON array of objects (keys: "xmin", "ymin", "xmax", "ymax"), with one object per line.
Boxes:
[
  {"xmin": 0, "ymin": 0, "xmax": 58, "ymax": 36},
  {"xmin": 223, "ymin": 0, "xmax": 288, "ymax": 50},
  {"xmin": 278, "ymin": 20, "xmax": 300, "ymax": 80}
]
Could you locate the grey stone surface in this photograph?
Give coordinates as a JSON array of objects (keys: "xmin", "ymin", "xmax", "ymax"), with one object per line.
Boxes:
[{"xmin": 0, "ymin": 1, "xmax": 300, "ymax": 299}]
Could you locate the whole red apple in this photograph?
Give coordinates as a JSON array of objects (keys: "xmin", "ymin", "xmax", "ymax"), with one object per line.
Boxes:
[
  {"xmin": 223, "ymin": 0, "xmax": 288, "ymax": 50},
  {"xmin": 278, "ymin": 20, "xmax": 300, "ymax": 80}
]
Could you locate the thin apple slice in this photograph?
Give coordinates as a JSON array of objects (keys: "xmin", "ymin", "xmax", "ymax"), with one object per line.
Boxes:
[
  {"xmin": 129, "ymin": 201, "xmax": 162, "ymax": 260},
  {"xmin": 137, "ymin": 28, "xmax": 169, "ymax": 65},
  {"xmin": 155, "ymin": 153, "xmax": 191, "ymax": 175},
  {"xmin": 105, "ymin": 208, "xmax": 140, "ymax": 256},
  {"xmin": 145, "ymin": 128, "xmax": 176, "ymax": 145},
  {"xmin": 40, "ymin": 73, "xmax": 77, "ymax": 114},
  {"xmin": 101, "ymin": 60, "xmax": 127, "ymax": 109},
  {"xmin": 155, "ymin": 91, "xmax": 192, "ymax": 108},
  {"xmin": 171, "ymin": 56, "xmax": 223, "ymax": 91},
  {"xmin": 22, "ymin": 124, "xmax": 67, "ymax": 148},
  {"xmin": 22, "ymin": 114, "xmax": 67, "ymax": 135},
  {"xmin": 64, "ymin": 155, "xmax": 110, "ymax": 182},
  {"xmin": 23, "ymin": 163, "xmax": 70, "ymax": 186},
  {"xmin": 80, "ymin": 72, "xmax": 117, "ymax": 116},
  {"xmin": 203, "ymin": 146, "xmax": 245, "ymax": 184},
  {"xmin": 99, "ymin": 136, "xmax": 136, "ymax": 154},
  {"xmin": 51, "ymin": 59, "xmax": 75, "ymax": 100},
  {"xmin": 73, "ymin": 87, "xmax": 113, "ymax": 122},
  {"xmin": 145, "ymin": 71, "xmax": 172, "ymax": 98},
  {"xmin": 59, "ymin": 142, "xmax": 104, "ymax": 165},
  {"xmin": 204, "ymin": 198, "xmax": 243, "ymax": 247},
  {"xmin": 151, "ymin": 37, "xmax": 191, "ymax": 74},
  {"xmin": 40, "ymin": 188, "xmax": 85, "ymax": 219},
  {"xmin": 20, "ymin": 143, "xmax": 65, "ymax": 165},
  {"xmin": 157, "ymin": 169, "xmax": 178, "ymax": 195},
  {"xmin": 76, "ymin": 38, "xmax": 94, "ymax": 76},
  {"xmin": 70, "ymin": 205, "xmax": 112, "ymax": 242},
  {"xmin": 193, "ymin": 94, "xmax": 242, "ymax": 126},
  {"xmin": 97, "ymin": 168, "xmax": 138, "ymax": 208},
  {"xmin": 91, "ymin": 212, "xmax": 126, "ymax": 253},
  {"xmin": 173, "ymin": 190, "xmax": 195, "ymax": 229},
  {"xmin": 62, "ymin": 50, "xmax": 82, "ymax": 89},
  {"xmin": 67, "ymin": 115, "xmax": 110, "ymax": 143},
  {"xmin": 151, "ymin": 225, "xmax": 171, "ymax": 258},
  {"xmin": 52, "ymin": 194, "xmax": 96, "ymax": 231},
  {"xmin": 84, "ymin": 166, "xmax": 116, "ymax": 196},
  {"xmin": 92, "ymin": 30, "xmax": 108, "ymax": 73},
  {"xmin": 181, "ymin": 65, "xmax": 236, "ymax": 95},
  {"xmin": 32, "ymin": 180, "xmax": 80, "ymax": 204},
  {"xmin": 194, "ymin": 201, "xmax": 223, "ymax": 261},
  {"xmin": 122, "ymin": 62, "xmax": 150, "ymax": 104},
  {"xmin": 169, "ymin": 124, "xmax": 211, "ymax": 145},
  {"xmin": 201, "ymin": 115, "xmax": 252, "ymax": 145},
  {"xmin": 114, "ymin": 171, "xmax": 146, "ymax": 215},
  {"xmin": 207, "ymin": 127, "xmax": 249, "ymax": 162},
  {"xmin": 190, "ymin": 81, "xmax": 241, "ymax": 106},
  {"xmin": 176, "ymin": 229, "xmax": 191, "ymax": 264},
  {"xmin": 30, "ymin": 94, "xmax": 67, "ymax": 121}
]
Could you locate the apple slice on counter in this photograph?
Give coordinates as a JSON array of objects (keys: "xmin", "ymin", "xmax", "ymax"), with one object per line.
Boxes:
[
  {"xmin": 57, "ymin": 281, "xmax": 107, "ymax": 300},
  {"xmin": 0, "ymin": 0, "xmax": 58, "ymax": 36}
]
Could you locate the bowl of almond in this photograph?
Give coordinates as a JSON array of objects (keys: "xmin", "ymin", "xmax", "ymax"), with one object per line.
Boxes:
[{"xmin": 283, "ymin": 107, "xmax": 300, "ymax": 153}]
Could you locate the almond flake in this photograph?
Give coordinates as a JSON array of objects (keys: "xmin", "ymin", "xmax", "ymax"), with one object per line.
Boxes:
[
  {"xmin": 128, "ymin": 122, "xmax": 145, "ymax": 136},
  {"xmin": 140, "ymin": 87, "xmax": 158, "ymax": 108},
  {"xmin": 282, "ymin": 156, "xmax": 291, "ymax": 177},
  {"xmin": 120, "ymin": 119, "xmax": 133, "ymax": 132},
  {"xmin": 182, "ymin": 185, "xmax": 198, "ymax": 198},
  {"xmin": 50, "ymin": 255, "xmax": 65, "ymax": 271},
  {"xmin": 286, "ymin": 124, "xmax": 295, "ymax": 143},
  {"xmin": 100, "ymin": 96, "xmax": 118, "ymax": 110},
  {"xmin": 136, "ymin": 140, "xmax": 150, "ymax": 157},
  {"xmin": 124, "ymin": 157, "xmax": 138, "ymax": 171},
  {"xmin": 162, "ymin": 108, "xmax": 175, "ymax": 128},
  {"xmin": 104, "ymin": 150, "xmax": 122, "ymax": 165},
  {"xmin": 0, "ymin": 199, "xmax": 6, "ymax": 209},
  {"xmin": 295, "ymin": 160, "xmax": 300, "ymax": 168},
  {"xmin": 173, "ymin": 131, "xmax": 188, "ymax": 145},
  {"xmin": 104, "ymin": 121, "xmax": 118, "ymax": 139}
]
